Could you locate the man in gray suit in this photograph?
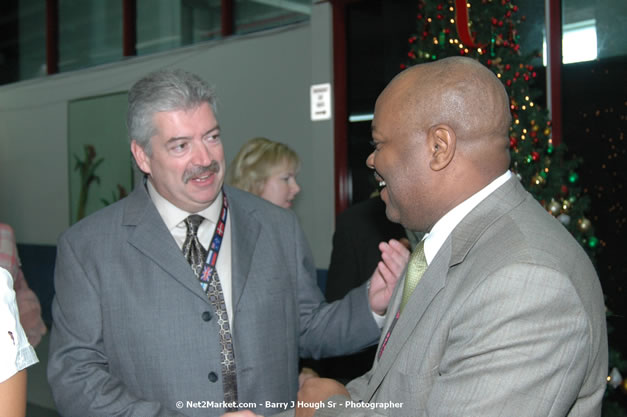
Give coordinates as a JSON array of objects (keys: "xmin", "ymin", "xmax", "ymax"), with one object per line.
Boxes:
[
  {"xmin": 47, "ymin": 69, "xmax": 408, "ymax": 417},
  {"xmin": 292, "ymin": 57, "xmax": 608, "ymax": 416}
]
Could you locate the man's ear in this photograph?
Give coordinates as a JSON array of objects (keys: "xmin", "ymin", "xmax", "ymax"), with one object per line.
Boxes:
[
  {"xmin": 428, "ymin": 124, "xmax": 456, "ymax": 171},
  {"xmin": 130, "ymin": 140, "xmax": 151, "ymax": 175}
]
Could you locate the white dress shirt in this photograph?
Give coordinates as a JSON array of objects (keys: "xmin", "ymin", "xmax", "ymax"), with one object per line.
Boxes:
[
  {"xmin": 147, "ymin": 181, "xmax": 234, "ymax": 325},
  {"xmin": 422, "ymin": 170, "xmax": 512, "ymax": 264}
]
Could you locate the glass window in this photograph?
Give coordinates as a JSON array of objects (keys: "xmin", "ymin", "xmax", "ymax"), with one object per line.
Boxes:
[
  {"xmin": 58, "ymin": 0, "xmax": 123, "ymax": 73},
  {"xmin": 542, "ymin": 0, "xmax": 626, "ymax": 65},
  {"xmin": 137, "ymin": 0, "xmax": 221, "ymax": 56},
  {"xmin": 234, "ymin": 0, "xmax": 311, "ymax": 35},
  {"xmin": 9, "ymin": 0, "xmax": 47, "ymax": 84},
  {"xmin": 565, "ymin": 0, "xmax": 626, "ymax": 61}
]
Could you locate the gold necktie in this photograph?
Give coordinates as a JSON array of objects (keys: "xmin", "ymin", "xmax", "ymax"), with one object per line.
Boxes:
[{"xmin": 400, "ymin": 240, "xmax": 427, "ymax": 311}]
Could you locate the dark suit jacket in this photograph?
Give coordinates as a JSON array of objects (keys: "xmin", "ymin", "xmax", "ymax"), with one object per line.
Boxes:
[
  {"xmin": 318, "ymin": 197, "xmax": 406, "ymax": 382},
  {"xmin": 48, "ymin": 184, "xmax": 380, "ymax": 417}
]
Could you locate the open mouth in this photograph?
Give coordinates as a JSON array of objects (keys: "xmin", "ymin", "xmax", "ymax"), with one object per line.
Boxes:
[{"xmin": 374, "ymin": 171, "xmax": 386, "ymax": 189}]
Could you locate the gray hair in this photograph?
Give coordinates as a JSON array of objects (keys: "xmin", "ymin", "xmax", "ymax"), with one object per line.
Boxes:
[{"xmin": 127, "ymin": 69, "xmax": 217, "ymax": 155}]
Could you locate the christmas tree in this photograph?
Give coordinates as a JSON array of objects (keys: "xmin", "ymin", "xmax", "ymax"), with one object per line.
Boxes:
[{"xmin": 402, "ymin": 0, "xmax": 625, "ymax": 414}]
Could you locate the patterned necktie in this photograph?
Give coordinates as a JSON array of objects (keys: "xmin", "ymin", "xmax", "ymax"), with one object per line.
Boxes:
[
  {"xmin": 183, "ymin": 206, "xmax": 238, "ymax": 410},
  {"xmin": 182, "ymin": 215, "xmax": 207, "ymax": 279},
  {"xmin": 400, "ymin": 240, "xmax": 427, "ymax": 311}
]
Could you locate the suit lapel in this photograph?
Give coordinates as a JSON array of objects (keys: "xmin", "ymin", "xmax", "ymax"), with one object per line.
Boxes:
[
  {"xmin": 365, "ymin": 243, "xmax": 449, "ymax": 400},
  {"xmin": 224, "ymin": 186, "xmax": 262, "ymax": 312},
  {"xmin": 365, "ymin": 176, "xmax": 528, "ymax": 399},
  {"xmin": 123, "ymin": 185, "xmax": 209, "ymax": 302}
]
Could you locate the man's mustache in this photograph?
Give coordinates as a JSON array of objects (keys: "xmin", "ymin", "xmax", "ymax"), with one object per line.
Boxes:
[{"xmin": 183, "ymin": 161, "xmax": 220, "ymax": 183}]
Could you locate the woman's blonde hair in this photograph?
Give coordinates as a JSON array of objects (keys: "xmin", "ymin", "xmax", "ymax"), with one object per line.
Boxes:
[{"xmin": 226, "ymin": 137, "xmax": 301, "ymax": 196}]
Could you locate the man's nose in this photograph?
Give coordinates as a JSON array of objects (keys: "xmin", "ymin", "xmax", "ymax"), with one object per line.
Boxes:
[
  {"xmin": 366, "ymin": 151, "xmax": 375, "ymax": 169},
  {"xmin": 192, "ymin": 141, "xmax": 212, "ymax": 165}
]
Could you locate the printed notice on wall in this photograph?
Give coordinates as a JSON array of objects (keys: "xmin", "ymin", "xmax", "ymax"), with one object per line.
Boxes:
[{"xmin": 310, "ymin": 83, "xmax": 332, "ymax": 121}]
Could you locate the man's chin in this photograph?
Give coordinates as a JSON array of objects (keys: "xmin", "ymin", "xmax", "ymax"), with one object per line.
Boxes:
[{"xmin": 383, "ymin": 204, "xmax": 402, "ymax": 225}]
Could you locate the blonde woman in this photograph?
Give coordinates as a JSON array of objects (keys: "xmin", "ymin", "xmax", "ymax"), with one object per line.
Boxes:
[{"xmin": 227, "ymin": 137, "xmax": 301, "ymax": 208}]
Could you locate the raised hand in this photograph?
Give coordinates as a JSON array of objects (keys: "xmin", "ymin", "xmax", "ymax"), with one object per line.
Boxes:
[{"xmin": 368, "ymin": 238, "xmax": 410, "ymax": 315}]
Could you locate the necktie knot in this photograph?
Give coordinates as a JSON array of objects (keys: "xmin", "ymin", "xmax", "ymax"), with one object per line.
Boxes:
[{"xmin": 184, "ymin": 215, "xmax": 204, "ymax": 236}]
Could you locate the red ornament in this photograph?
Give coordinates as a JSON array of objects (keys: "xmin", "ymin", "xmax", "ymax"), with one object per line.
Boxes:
[
  {"xmin": 498, "ymin": 20, "xmax": 504, "ymax": 27},
  {"xmin": 532, "ymin": 71, "xmax": 537, "ymax": 78},
  {"xmin": 417, "ymin": 13, "xmax": 423, "ymax": 20},
  {"xmin": 513, "ymin": 5, "xmax": 519, "ymax": 11},
  {"xmin": 437, "ymin": 14, "xmax": 443, "ymax": 20},
  {"xmin": 506, "ymin": 79, "xmax": 512, "ymax": 86},
  {"xmin": 505, "ymin": 64, "xmax": 511, "ymax": 70},
  {"xmin": 531, "ymin": 151, "xmax": 540, "ymax": 162},
  {"xmin": 561, "ymin": 185, "xmax": 569, "ymax": 194},
  {"xmin": 437, "ymin": 3, "xmax": 443, "ymax": 10},
  {"xmin": 523, "ymin": 74, "xmax": 529, "ymax": 81},
  {"xmin": 515, "ymin": 71, "xmax": 520, "ymax": 77},
  {"xmin": 491, "ymin": 17, "xmax": 498, "ymax": 25},
  {"xmin": 533, "ymin": 138, "xmax": 539, "ymax": 144},
  {"xmin": 531, "ymin": 131, "xmax": 537, "ymax": 138},
  {"xmin": 408, "ymin": 51, "xmax": 416, "ymax": 59},
  {"xmin": 510, "ymin": 137, "xmax": 518, "ymax": 148},
  {"xmin": 400, "ymin": 64, "xmax": 407, "ymax": 70},
  {"xmin": 408, "ymin": 36, "xmax": 417, "ymax": 43},
  {"xmin": 487, "ymin": 59, "xmax": 492, "ymax": 66}
]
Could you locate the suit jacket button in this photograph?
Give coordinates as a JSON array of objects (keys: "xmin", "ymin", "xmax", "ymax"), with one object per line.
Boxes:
[
  {"xmin": 202, "ymin": 311, "xmax": 212, "ymax": 321},
  {"xmin": 208, "ymin": 372, "xmax": 218, "ymax": 382}
]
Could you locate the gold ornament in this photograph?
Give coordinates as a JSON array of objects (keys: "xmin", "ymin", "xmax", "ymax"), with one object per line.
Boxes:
[
  {"xmin": 548, "ymin": 199, "xmax": 561, "ymax": 215},
  {"xmin": 578, "ymin": 218, "xmax": 591, "ymax": 232}
]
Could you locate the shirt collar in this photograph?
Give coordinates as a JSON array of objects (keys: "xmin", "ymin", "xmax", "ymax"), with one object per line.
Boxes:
[
  {"xmin": 146, "ymin": 179, "xmax": 223, "ymax": 232},
  {"xmin": 422, "ymin": 170, "xmax": 512, "ymax": 264}
]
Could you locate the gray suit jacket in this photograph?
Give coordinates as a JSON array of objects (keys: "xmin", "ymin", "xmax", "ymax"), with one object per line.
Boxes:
[
  {"xmin": 314, "ymin": 177, "xmax": 607, "ymax": 417},
  {"xmin": 48, "ymin": 184, "xmax": 380, "ymax": 417}
]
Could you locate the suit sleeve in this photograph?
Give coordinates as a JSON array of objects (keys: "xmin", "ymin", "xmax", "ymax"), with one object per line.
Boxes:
[
  {"xmin": 47, "ymin": 234, "xmax": 186, "ymax": 417},
  {"xmin": 289, "ymin": 212, "xmax": 380, "ymax": 360}
]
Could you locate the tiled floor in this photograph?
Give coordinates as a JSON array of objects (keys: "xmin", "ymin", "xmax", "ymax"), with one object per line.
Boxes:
[{"xmin": 27, "ymin": 332, "xmax": 61, "ymax": 417}]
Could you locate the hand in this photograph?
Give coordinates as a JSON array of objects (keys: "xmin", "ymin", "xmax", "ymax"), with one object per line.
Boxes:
[
  {"xmin": 368, "ymin": 239, "xmax": 410, "ymax": 315},
  {"xmin": 222, "ymin": 411, "xmax": 263, "ymax": 417},
  {"xmin": 299, "ymin": 367, "xmax": 319, "ymax": 388},
  {"xmin": 295, "ymin": 378, "xmax": 350, "ymax": 417}
]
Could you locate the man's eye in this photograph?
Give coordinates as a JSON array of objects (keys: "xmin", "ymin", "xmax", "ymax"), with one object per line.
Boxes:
[
  {"xmin": 370, "ymin": 140, "xmax": 380, "ymax": 149},
  {"xmin": 169, "ymin": 142, "xmax": 187, "ymax": 152}
]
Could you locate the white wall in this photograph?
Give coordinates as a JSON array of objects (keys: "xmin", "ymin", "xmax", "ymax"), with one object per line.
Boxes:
[{"xmin": 0, "ymin": 3, "xmax": 335, "ymax": 268}]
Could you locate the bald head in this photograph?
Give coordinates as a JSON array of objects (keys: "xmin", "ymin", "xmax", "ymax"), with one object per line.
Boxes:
[
  {"xmin": 368, "ymin": 57, "xmax": 513, "ymax": 231},
  {"xmin": 383, "ymin": 56, "xmax": 511, "ymax": 176}
]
